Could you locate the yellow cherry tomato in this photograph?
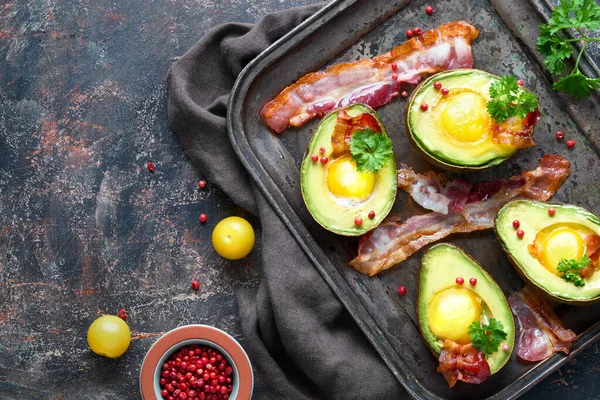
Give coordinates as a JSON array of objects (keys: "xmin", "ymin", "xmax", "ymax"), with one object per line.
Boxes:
[
  {"xmin": 212, "ymin": 216, "xmax": 255, "ymax": 260},
  {"xmin": 87, "ymin": 315, "xmax": 131, "ymax": 358}
]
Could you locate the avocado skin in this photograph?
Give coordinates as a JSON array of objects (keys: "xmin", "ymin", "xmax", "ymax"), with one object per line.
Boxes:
[
  {"xmin": 417, "ymin": 243, "xmax": 515, "ymax": 375},
  {"xmin": 300, "ymin": 104, "xmax": 397, "ymax": 236},
  {"xmin": 495, "ymin": 200, "xmax": 600, "ymax": 305},
  {"xmin": 405, "ymin": 69, "xmax": 537, "ymax": 171}
]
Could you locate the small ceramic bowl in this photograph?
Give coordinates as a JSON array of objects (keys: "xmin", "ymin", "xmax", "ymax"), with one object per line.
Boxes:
[{"xmin": 140, "ymin": 325, "xmax": 253, "ymax": 399}]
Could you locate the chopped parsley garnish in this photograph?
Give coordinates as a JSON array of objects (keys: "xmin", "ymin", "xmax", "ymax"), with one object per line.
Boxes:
[
  {"xmin": 349, "ymin": 128, "xmax": 394, "ymax": 173},
  {"xmin": 537, "ymin": 0, "xmax": 600, "ymax": 98},
  {"xmin": 557, "ymin": 254, "xmax": 590, "ymax": 287},
  {"xmin": 486, "ymin": 76, "xmax": 538, "ymax": 123},
  {"xmin": 468, "ymin": 318, "xmax": 507, "ymax": 356}
]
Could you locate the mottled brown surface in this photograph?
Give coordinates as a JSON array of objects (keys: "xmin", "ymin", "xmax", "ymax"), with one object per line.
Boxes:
[{"xmin": 0, "ymin": 0, "xmax": 599, "ymax": 399}]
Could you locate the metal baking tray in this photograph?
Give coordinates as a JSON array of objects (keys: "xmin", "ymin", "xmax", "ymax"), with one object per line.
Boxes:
[{"xmin": 228, "ymin": 0, "xmax": 600, "ymax": 398}]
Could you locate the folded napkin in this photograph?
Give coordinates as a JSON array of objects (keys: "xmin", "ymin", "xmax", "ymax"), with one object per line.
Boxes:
[{"xmin": 167, "ymin": 4, "xmax": 404, "ymax": 399}]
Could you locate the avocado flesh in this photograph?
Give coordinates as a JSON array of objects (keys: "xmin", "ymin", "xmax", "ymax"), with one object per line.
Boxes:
[
  {"xmin": 496, "ymin": 200, "xmax": 600, "ymax": 303},
  {"xmin": 300, "ymin": 104, "xmax": 397, "ymax": 236},
  {"xmin": 407, "ymin": 69, "xmax": 534, "ymax": 169},
  {"xmin": 418, "ymin": 243, "xmax": 515, "ymax": 374}
]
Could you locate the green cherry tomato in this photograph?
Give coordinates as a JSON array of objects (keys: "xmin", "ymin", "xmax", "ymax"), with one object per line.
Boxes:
[
  {"xmin": 212, "ymin": 216, "xmax": 255, "ymax": 260},
  {"xmin": 87, "ymin": 315, "xmax": 131, "ymax": 358}
]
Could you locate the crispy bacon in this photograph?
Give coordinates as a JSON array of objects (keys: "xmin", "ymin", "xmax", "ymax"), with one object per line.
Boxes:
[
  {"xmin": 437, "ymin": 340, "xmax": 491, "ymax": 387},
  {"xmin": 509, "ymin": 286, "xmax": 576, "ymax": 362},
  {"xmin": 331, "ymin": 109, "xmax": 381, "ymax": 158},
  {"xmin": 349, "ymin": 155, "xmax": 570, "ymax": 276},
  {"xmin": 261, "ymin": 21, "xmax": 480, "ymax": 133},
  {"xmin": 491, "ymin": 109, "xmax": 540, "ymax": 149},
  {"xmin": 397, "ymin": 166, "xmax": 472, "ymax": 214},
  {"xmin": 586, "ymin": 234, "xmax": 600, "ymax": 263}
]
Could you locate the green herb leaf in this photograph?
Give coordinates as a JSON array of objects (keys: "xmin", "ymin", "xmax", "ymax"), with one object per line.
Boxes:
[
  {"xmin": 548, "ymin": 0, "xmax": 600, "ymax": 33},
  {"xmin": 553, "ymin": 72, "xmax": 600, "ymax": 98},
  {"xmin": 486, "ymin": 76, "xmax": 538, "ymax": 123},
  {"xmin": 537, "ymin": 0, "xmax": 600, "ymax": 98},
  {"xmin": 468, "ymin": 318, "xmax": 507, "ymax": 356},
  {"xmin": 557, "ymin": 254, "xmax": 591, "ymax": 287},
  {"xmin": 538, "ymin": 25, "xmax": 573, "ymax": 75},
  {"xmin": 349, "ymin": 128, "xmax": 393, "ymax": 173}
]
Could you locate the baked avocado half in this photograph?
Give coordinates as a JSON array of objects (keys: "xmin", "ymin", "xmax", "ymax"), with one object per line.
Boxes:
[
  {"xmin": 495, "ymin": 200, "xmax": 600, "ymax": 304},
  {"xmin": 406, "ymin": 69, "xmax": 539, "ymax": 170},
  {"xmin": 300, "ymin": 104, "xmax": 396, "ymax": 236},
  {"xmin": 418, "ymin": 243, "xmax": 515, "ymax": 375}
]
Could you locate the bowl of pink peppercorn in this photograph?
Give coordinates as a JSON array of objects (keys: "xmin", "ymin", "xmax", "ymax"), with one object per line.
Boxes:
[{"xmin": 140, "ymin": 325, "xmax": 253, "ymax": 400}]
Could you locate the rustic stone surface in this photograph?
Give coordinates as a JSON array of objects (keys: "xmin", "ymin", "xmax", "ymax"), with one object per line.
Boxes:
[{"xmin": 0, "ymin": 0, "xmax": 598, "ymax": 399}]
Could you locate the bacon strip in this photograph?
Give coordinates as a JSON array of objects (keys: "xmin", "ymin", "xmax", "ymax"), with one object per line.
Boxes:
[
  {"xmin": 397, "ymin": 166, "xmax": 472, "ymax": 214},
  {"xmin": 508, "ymin": 286, "xmax": 576, "ymax": 362},
  {"xmin": 491, "ymin": 109, "xmax": 540, "ymax": 149},
  {"xmin": 437, "ymin": 340, "xmax": 491, "ymax": 387},
  {"xmin": 331, "ymin": 109, "xmax": 381, "ymax": 158},
  {"xmin": 349, "ymin": 155, "xmax": 570, "ymax": 276},
  {"xmin": 261, "ymin": 21, "xmax": 479, "ymax": 133}
]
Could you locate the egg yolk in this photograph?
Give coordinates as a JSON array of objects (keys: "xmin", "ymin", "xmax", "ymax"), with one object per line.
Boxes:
[
  {"xmin": 428, "ymin": 287, "xmax": 482, "ymax": 344},
  {"xmin": 439, "ymin": 91, "xmax": 491, "ymax": 143},
  {"xmin": 532, "ymin": 225, "xmax": 586, "ymax": 274},
  {"xmin": 326, "ymin": 156, "xmax": 375, "ymax": 201}
]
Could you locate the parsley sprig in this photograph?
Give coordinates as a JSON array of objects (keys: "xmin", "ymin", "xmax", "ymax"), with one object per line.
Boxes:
[
  {"xmin": 557, "ymin": 255, "xmax": 591, "ymax": 287},
  {"xmin": 349, "ymin": 129, "xmax": 393, "ymax": 173},
  {"xmin": 537, "ymin": 0, "xmax": 600, "ymax": 98},
  {"xmin": 468, "ymin": 318, "xmax": 507, "ymax": 356},
  {"xmin": 486, "ymin": 76, "xmax": 538, "ymax": 123}
]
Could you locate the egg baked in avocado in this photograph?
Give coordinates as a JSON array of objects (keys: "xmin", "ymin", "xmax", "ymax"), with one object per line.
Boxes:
[
  {"xmin": 495, "ymin": 200, "xmax": 600, "ymax": 304},
  {"xmin": 418, "ymin": 243, "xmax": 515, "ymax": 387},
  {"xmin": 300, "ymin": 104, "xmax": 397, "ymax": 236},
  {"xmin": 406, "ymin": 69, "xmax": 540, "ymax": 170}
]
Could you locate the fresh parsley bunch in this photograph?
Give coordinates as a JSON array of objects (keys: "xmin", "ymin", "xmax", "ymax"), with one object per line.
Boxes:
[
  {"xmin": 487, "ymin": 76, "xmax": 538, "ymax": 122},
  {"xmin": 557, "ymin": 254, "xmax": 591, "ymax": 287},
  {"xmin": 349, "ymin": 129, "xmax": 393, "ymax": 173},
  {"xmin": 468, "ymin": 318, "xmax": 507, "ymax": 356},
  {"xmin": 537, "ymin": 0, "xmax": 600, "ymax": 98}
]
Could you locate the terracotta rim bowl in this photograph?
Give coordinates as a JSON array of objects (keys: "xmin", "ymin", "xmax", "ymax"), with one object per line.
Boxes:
[{"xmin": 139, "ymin": 324, "xmax": 253, "ymax": 399}]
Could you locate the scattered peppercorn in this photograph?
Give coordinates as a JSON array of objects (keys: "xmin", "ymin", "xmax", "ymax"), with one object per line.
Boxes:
[
  {"xmin": 391, "ymin": 62, "xmax": 397, "ymax": 71},
  {"xmin": 401, "ymin": 90, "xmax": 409, "ymax": 98},
  {"xmin": 556, "ymin": 131, "xmax": 565, "ymax": 140},
  {"xmin": 441, "ymin": 88, "xmax": 449, "ymax": 95},
  {"xmin": 512, "ymin": 220, "xmax": 520, "ymax": 229},
  {"xmin": 406, "ymin": 30, "xmax": 413, "ymax": 39},
  {"xmin": 420, "ymin": 103, "xmax": 429, "ymax": 111},
  {"xmin": 311, "ymin": 154, "xmax": 318, "ymax": 162},
  {"xmin": 198, "ymin": 180, "xmax": 207, "ymax": 189},
  {"xmin": 456, "ymin": 277, "xmax": 464, "ymax": 285},
  {"xmin": 426, "ymin": 5, "xmax": 434, "ymax": 14},
  {"xmin": 548, "ymin": 208, "xmax": 556, "ymax": 216},
  {"xmin": 320, "ymin": 156, "xmax": 328, "ymax": 164},
  {"xmin": 469, "ymin": 278, "xmax": 477, "ymax": 286},
  {"xmin": 517, "ymin": 79, "xmax": 524, "ymax": 86},
  {"xmin": 566, "ymin": 139, "xmax": 575, "ymax": 148},
  {"xmin": 368, "ymin": 210, "xmax": 376, "ymax": 219},
  {"xmin": 118, "ymin": 308, "xmax": 127, "ymax": 320},
  {"xmin": 199, "ymin": 214, "xmax": 207, "ymax": 223},
  {"xmin": 354, "ymin": 217, "xmax": 363, "ymax": 226},
  {"xmin": 433, "ymin": 81, "xmax": 442, "ymax": 90},
  {"xmin": 191, "ymin": 280, "xmax": 200, "ymax": 291},
  {"xmin": 397, "ymin": 286, "xmax": 407, "ymax": 295},
  {"xmin": 502, "ymin": 344, "xmax": 510, "ymax": 351},
  {"xmin": 319, "ymin": 147, "xmax": 325, "ymax": 154},
  {"xmin": 517, "ymin": 229, "xmax": 525, "ymax": 238},
  {"xmin": 147, "ymin": 162, "xmax": 155, "ymax": 173},
  {"xmin": 413, "ymin": 27, "xmax": 422, "ymax": 35},
  {"xmin": 392, "ymin": 73, "xmax": 398, "ymax": 80}
]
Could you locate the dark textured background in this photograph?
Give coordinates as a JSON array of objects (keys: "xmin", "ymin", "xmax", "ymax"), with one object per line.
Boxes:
[{"xmin": 0, "ymin": 0, "xmax": 599, "ymax": 399}]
